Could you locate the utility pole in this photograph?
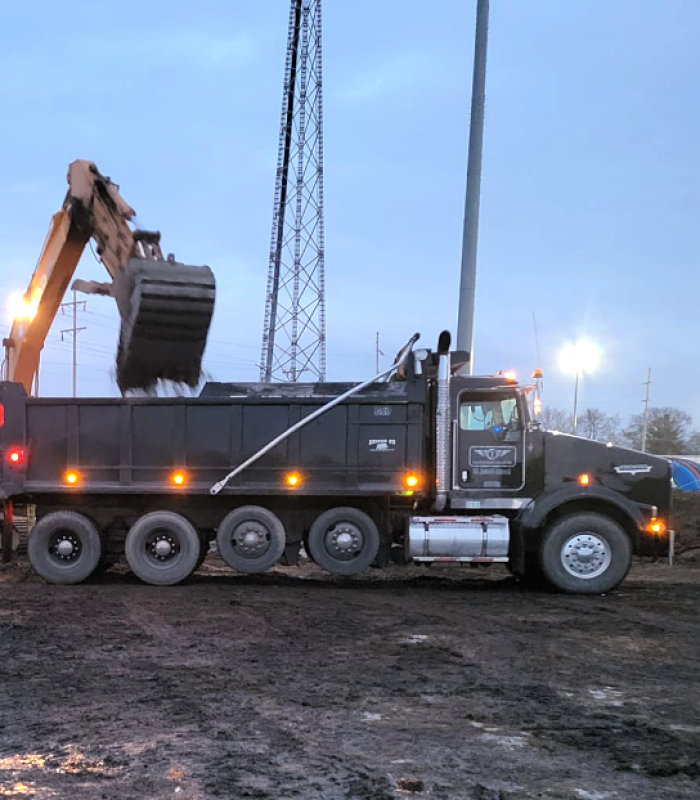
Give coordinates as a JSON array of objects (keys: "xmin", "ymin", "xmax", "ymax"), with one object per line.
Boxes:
[
  {"xmin": 456, "ymin": 0, "xmax": 490, "ymax": 373},
  {"xmin": 60, "ymin": 290, "xmax": 86, "ymax": 398},
  {"xmin": 375, "ymin": 332, "xmax": 384, "ymax": 374},
  {"xmin": 641, "ymin": 368, "xmax": 651, "ymax": 453}
]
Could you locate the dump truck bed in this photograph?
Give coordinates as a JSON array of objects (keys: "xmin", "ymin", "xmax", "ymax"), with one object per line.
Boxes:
[{"xmin": 0, "ymin": 378, "xmax": 428, "ymax": 499}]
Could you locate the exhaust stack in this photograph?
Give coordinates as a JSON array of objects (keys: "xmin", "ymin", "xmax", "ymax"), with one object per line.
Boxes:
[{"xmin": 434, "ymin": 331, "xmax": 453, "ymax": 512}]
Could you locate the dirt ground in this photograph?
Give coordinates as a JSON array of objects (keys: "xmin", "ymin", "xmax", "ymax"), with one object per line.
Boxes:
[{"xmin": 0, "ymin": 557, "xmax": 699, "ymax": 800}]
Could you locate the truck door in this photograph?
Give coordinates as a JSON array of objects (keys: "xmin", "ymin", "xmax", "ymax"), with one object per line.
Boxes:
[{"xmin": 456, "ymin": 391, "xmax": 526, "ymax": 491}]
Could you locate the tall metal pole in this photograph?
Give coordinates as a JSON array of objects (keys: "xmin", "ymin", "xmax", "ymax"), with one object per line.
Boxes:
[
  {"xmin": 641, "ymin": 368, "xmax": 651, "ymax": 452},
  {"xmin": 572, "ymin": 370, "xmax": 580, "ymax": 435},
  {"xmin": 456, "ymin": 0, "xmax": 490, "ymax": 373}
]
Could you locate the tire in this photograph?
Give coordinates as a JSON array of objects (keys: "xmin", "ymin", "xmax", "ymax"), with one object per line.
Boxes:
[
  {"xmin": 539, "ymin": 512, "xmax": 632, "ymax": 594},
  {"xmin": 28, "ymin": 511, "xmax": 103, "ymax": 585},
  {"xmin": 307, "ymin": 507, "xmax": 380, "ymax": 576},
  {"xmin": 216, "ymin": 506, "xmax": 286, "ymax": 574},
  {"xmin": 125, "ymin": 511, "xmax": 200, "ymax": 586}
]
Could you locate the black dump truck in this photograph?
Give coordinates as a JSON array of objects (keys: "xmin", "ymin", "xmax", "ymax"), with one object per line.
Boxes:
[{"xmin": 0, "ymin": 332, "xmax": 671, "ymax": 594}]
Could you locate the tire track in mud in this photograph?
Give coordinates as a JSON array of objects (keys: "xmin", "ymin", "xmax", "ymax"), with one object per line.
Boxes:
[{"xmin": 0, "ymin": 564, "xmax": 699, "ymax": 798}]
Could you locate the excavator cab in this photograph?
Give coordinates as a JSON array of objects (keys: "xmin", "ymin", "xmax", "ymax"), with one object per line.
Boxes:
[{"xmin": 4, "ymin": 161, "xmax": 216, "ymax": 395}]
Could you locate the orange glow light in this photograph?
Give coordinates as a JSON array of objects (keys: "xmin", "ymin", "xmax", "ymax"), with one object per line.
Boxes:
[
  {"xmin": 504, "ymin": 370, "xmax": 517, "ymax": 382},
  {"xmin": 578, "ymin": 473, "xmax": 590, "ymax": 486},
  {"xmin": 647, "ymin": 518, "xmax": 666, "ymax": 534},
  {"xmin": 65, "ymin": 471, "xmax": 79, "ymax": 485},
  {"xmin": 405, "ymin": 473, "xmax": 420, "ymax": 489},
  {"xmin": 172, "ymin": 472, "xmax": 187, "ymax": 486},
  {"xmin": 285, "ymin": 472, "xmax": 301, "ymax": 488}
]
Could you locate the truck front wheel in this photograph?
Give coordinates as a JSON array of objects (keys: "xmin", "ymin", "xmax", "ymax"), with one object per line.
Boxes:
[
  {"xmin": 28, "ymin": 511, "xmax": 103, "ymax": 585},
  {"xmin": 125, "ymin": 511, "xmax": 200, "ymax": 586},
  {"xmin": 539, "ymin": 512, "xmax": 632, "ymax": 594},
  {"xmin": 307, "ymin": 507, "xmax": 380, "ymax": 576}
]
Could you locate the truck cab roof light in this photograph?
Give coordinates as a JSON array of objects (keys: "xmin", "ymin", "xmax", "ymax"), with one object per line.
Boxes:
[{"xmin": 65, "ymin": 471, "xmax": 80, "ymax": 485}]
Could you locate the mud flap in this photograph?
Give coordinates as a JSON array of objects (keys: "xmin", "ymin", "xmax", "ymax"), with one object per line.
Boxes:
[{"xmin": 114, "ymin": 258, "xmax": 216, "ymax": 392}]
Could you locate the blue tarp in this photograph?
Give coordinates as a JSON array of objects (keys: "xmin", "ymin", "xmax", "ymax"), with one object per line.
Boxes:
[{"xmin": 671, "ymin": 459, "xmax": 700, "ymax": 492}]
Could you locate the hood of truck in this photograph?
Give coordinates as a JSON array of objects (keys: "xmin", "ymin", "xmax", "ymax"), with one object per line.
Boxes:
[{"xmin": 543, "ymin": 432, "xmax": 672, "ymax": 517}]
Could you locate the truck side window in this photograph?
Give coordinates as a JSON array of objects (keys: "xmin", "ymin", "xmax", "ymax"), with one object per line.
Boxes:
[{"xmin": 460, "ymin": 395, "xmax": 520, "ymax": 432}]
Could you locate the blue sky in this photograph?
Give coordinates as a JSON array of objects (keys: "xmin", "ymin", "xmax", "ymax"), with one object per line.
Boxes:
[{"xmin": 0, "ymin": 0, "xmax": 697, "ymax": 425}]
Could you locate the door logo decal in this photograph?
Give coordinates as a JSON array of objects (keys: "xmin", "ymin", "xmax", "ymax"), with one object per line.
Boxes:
[
  {"xmin": 369, "ymin": 438, "xmax": 396, "ymax": 452},
  {"xmin": 614, "ymin": 464, "xmax": 652, "ymax": 476},
  {"xmin": 469, "ymin": 446, "xmax": 517, "ymax": 468}
]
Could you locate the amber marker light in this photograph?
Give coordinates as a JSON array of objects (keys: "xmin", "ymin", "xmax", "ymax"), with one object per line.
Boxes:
[
  {"xmin": 285, "ymin": 472, "xmax": 301, "ymax": 488},
  {"xmin": 65, "ymin": 471, "xmax": 79, "ymax": 486},
  {"xmin": 171, "ymin": 471, "xmax": 187, "ymax": 486},
  {"xmin": 647, "ymin": 518, "xmax": 666, "ymax": 534},
  {"xmin": 404, "ymin": 473, "xmax": 420, "ymax": 490},
  {"xmin": 504, "ymin": 370, "xmax": 517, "ymax": 382},
  {"xmin": 578, "ymin": 473, "xmax": 591, "ymax": 486}
]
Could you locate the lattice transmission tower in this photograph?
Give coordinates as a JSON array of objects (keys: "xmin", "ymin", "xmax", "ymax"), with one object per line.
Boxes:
[{"xmin": 260, "ymin": 0, "xmax": 326, "ymax": 383}]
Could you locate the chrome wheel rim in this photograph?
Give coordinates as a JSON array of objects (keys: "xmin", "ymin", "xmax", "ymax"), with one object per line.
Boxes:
[{"xmin": 561, "ymin": 532, "xmax": 611, "ymax": 579}]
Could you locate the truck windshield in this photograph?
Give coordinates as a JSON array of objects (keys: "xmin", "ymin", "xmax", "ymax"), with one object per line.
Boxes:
[{"xmin": 460, "ymin": 394, "xmax": 520, "ymax": 432}]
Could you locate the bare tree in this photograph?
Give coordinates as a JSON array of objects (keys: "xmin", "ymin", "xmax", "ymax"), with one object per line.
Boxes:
[
  {"xmin": 540, "ymin": 407, "xmax": 573, "ymax": 433},
  {"xmin": 577, "ymin": 408, "xmax": 621, "ymax": 443}
]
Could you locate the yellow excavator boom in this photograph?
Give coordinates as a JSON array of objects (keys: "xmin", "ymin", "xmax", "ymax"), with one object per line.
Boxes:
[{"xmin": 3, "ymin": 161, "xmax": 215, "ymax": 395}]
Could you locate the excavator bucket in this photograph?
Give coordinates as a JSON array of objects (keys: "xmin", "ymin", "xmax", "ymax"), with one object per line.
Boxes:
[{"xmin": 114, "ymin": 258, "xmax": 216, "ymax": 393}]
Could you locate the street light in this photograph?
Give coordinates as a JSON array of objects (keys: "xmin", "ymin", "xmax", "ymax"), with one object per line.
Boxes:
[{"xmin": 559, "ymin": 340, "xmax": 601, "ymax": 435}]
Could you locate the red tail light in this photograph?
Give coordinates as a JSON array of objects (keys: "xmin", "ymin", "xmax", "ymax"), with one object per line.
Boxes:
[
  {"xmin": 7, "ymin": 447, "xmax": 26, "ymax": 466},
  {"xmin": 0, "ymin": 403, "xmax": 4, "ymax": 427}
]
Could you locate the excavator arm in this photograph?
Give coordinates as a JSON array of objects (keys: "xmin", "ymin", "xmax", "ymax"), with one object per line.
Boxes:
[{"xmin": 4, "ymin": 161, "xmax": 215, "ymax": 395}]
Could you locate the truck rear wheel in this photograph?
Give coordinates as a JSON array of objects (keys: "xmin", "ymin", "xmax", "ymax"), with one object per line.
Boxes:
[
  {"xmin": 216, "ymin": 506, "xmax": 286, "ymax": 574},
  {"xmin": 540, "ymin": 512, "xmax": 632, "ymax": 594},
  {"xmin": 307, "ymin": 507, "xmax": 380, "ymax": 576},
  {"xmin": 28, "ymin": 511, "xmax": 103, "ymax": 585},
  {"xmin": 125, "ymin": 511, "xmax": 200, "ymax": 586}
]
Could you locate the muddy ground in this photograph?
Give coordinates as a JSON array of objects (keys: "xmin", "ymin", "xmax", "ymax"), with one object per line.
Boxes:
[{"xmin": 0, "ymin": 557, "xmax": 699, "ymax": 800}]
